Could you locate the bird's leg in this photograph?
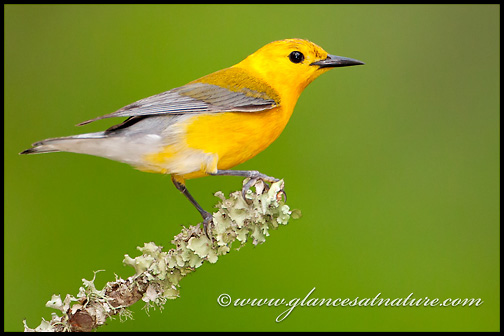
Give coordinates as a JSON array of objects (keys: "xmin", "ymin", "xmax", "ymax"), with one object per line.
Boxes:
[
  {"xmin": 171, "ymin": 175, "xmax": 213, "ymax": 239},
  {"xmin": 210, "ymin": 169, "xmax": 283, "ymax": 204}
]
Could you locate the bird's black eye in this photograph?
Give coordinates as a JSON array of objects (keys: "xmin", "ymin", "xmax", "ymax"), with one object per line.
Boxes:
[{"xmin": 289, "ymin": 51, "xmax": 304, "ymax": 64}]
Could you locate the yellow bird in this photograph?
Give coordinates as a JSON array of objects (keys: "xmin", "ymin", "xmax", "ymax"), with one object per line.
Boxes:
[{"xmin": 21, "ymin": 38, "xmax": 364, "ymax": 235}]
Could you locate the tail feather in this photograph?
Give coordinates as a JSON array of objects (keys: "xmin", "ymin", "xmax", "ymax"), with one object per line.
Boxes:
[
  {"xmin": 19, "ymin": 130, "xmax": 162, "ymax": 169},
  {"xmin": 20, "ymin": 132, "xmax": 107, "ymax": 155},
  {"xmin": 20, "ymin": 147, "xmax": 59, "ymax": 154}
]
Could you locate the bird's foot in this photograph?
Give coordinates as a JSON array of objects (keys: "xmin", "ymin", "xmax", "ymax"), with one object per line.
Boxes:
[{"xmin": 241, "ymin": 171, "xmax": 285, "ymax": 205}]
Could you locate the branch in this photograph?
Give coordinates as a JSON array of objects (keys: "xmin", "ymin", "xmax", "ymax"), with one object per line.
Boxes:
[{"xmin": 23, "ymin": 179, "xmax": 300, "ymax": 332}]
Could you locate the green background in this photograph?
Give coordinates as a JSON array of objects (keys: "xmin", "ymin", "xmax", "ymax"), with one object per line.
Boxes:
[{"xmin": 4, "ymin": 4, "xmax": 499, "ymax": 332}]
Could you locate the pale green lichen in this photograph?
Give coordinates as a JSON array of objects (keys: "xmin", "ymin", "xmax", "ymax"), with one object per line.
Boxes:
[{"xmin": 23, "ymin": 179, "xmax": 300, "ymax": 332}]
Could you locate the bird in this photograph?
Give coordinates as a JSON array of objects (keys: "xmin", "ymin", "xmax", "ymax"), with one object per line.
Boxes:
[{"xmin": 20, "ymin": 38, "xmax": 364, "ymax": 236}]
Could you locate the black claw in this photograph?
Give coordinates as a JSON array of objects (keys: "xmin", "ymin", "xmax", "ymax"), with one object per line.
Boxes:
[
  {"xmin": 202, "ymin": 212, "xmax": 213, "ymax": 239},
  {"xmin": 263, "ymin": 182, "xmax": 271, "ymax": 192},
  {"xmin": 241, "ymin": 178, "xmax": 258, "ymax": 205},
  {"xmin": 277, "ymin": 189, "xmax": 287, "ymax": 202}
]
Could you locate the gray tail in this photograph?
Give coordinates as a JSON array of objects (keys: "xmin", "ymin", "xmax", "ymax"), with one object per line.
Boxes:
[{"xmin": 20, "ymin": 132, "xmax": 107, "ymax": 155}]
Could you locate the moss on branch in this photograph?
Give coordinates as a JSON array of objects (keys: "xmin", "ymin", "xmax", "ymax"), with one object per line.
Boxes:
[{"xmin": 23, "ymin": 179, "xmax": 300, "ymax": 332}]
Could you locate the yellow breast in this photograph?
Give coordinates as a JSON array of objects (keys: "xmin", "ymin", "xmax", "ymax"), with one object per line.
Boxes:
[{"xmin": 189, "ymin": 105, "xmax": 290, "ymax": 162}]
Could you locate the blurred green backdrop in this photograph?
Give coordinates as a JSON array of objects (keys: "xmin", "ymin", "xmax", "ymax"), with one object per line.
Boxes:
[{"xmin": 4, "ymin": 4, "xmax": 499, "ymax": 332}]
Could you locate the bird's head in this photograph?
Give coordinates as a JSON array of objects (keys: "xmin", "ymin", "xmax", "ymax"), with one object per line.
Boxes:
[{"xmin": 235, "ymin": 38, "xmax": 364, "ymax": 100}]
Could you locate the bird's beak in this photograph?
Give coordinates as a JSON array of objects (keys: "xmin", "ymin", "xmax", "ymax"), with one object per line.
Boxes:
[{"xmin": 310, "ymin": 54, "xmax": 365, "ymax": 68}]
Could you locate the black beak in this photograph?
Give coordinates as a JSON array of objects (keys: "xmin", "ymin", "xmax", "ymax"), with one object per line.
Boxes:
[{"xmin": 310, "ymin": 54, "xmax": 365, "ymax": 68}]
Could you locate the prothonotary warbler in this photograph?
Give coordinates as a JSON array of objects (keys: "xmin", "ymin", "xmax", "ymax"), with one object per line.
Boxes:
[{"xmin": 21, "ymin": 38, "xmax": 364, "ymax": 236}]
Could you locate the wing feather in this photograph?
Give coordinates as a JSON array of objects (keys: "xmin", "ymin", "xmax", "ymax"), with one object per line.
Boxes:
[{"xmin": 76, "ymin": 82, "xmax": 277, "ymax": 126}]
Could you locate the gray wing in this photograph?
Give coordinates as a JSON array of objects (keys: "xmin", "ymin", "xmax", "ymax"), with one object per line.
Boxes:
[{"xmin": 76, "ymin": 82, "xmax": 278, "ymax": 126}]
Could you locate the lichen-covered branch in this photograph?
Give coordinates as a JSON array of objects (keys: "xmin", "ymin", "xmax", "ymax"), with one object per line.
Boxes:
[{"xmin": 23, "ymin": 180, "xmax": 300, "ymax": 332}]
